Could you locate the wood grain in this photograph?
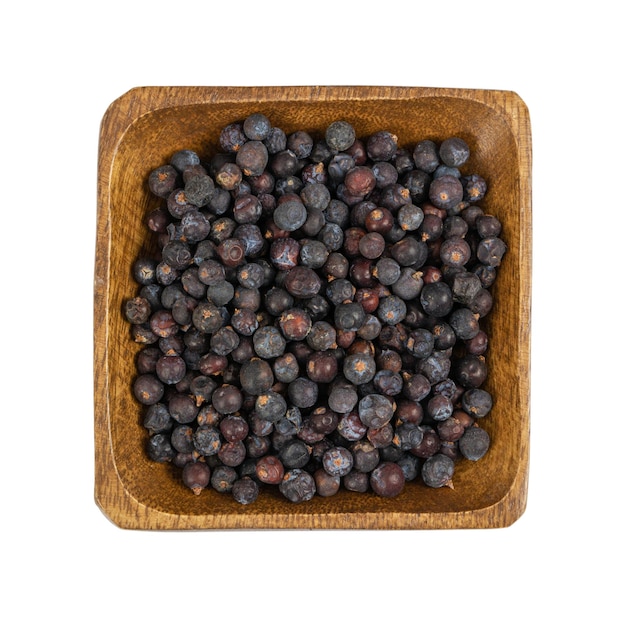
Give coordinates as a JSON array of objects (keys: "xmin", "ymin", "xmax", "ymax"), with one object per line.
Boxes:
[{"xmin": 94, "ymin": 86, "xmax": 531, "ymax": 530}]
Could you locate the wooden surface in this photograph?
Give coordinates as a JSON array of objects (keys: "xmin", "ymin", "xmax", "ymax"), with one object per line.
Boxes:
[{"xmin": 94, "ymin": 86, "xmax": 532, "ymax": 530}]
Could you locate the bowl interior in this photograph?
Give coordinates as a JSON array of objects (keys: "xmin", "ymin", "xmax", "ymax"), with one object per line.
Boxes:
[{"xmin": 99, "ymin": 87, "xmax": 529, "ymax": 527}]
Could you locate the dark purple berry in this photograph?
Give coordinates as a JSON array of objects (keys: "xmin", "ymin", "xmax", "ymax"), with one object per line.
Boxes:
[
  {"xmin": 439, "ymin": 137, "xmax": 470, "ymax": 167},
  {"xmin": 422, "ymin": 453, "xmax": 454, "ymax": 488},
  {"xmin": 458, "ymin": 426, "xmax": 490, "ymax": 461},
  {"xmin": 182, "ymin": 461, "xmax": 211, "ymax": 495},
  {"xmin": 370, "ymin": 462, "xmax": 405, "ymax": 497},
  {"xmin": 232, "ymin": 476, "xmax": 259, "ymax": 504}
]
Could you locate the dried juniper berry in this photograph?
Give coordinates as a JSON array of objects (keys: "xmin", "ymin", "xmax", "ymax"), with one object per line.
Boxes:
[
  {"xmin": 279, "ymin": 439, "xmax": 311, "ymax": 469},
  {"xmin": 366, "ymin": 131, "xmax": 398, "ymax": 161},
  {"xmin": 210, "ymin": 465, "xmax": 238, "ymax": 493},
  {"xmin": 279, "ymin": 469, "xmax": 316, "ymax": 503},
  {"xmin": 217, "ymin": 440, "xmax": 247, "ymax": 467},
  {"xmin": 397, "ymin": 203, "xmax": 425, "ymax": 232},
  {"xmin": 390, "ymin": 236, "xmax": 428, "ymax": 267},
  {"xmin": 454, "ymin": 354, "xmax": 488, "ymax": 389},
  {"xmin": 449, "ymin": 308, "xmax": 480, "ymax": 341},
  {"xmin": 191, "ymin": 301, "xmax": 223, "ymax": 334},
  {"xmin": 358, "ymin": 394, "xmax": 394, "ymax": 429},
  {"xmin": 436, "ymin": 414, "xmax": 467, "ymax": 442},
  {"xmin": 406, "ymin": 328, "xmax": 435, "ymax": 360},
  {"xmin": 155, "ymin": 354, "xmax": 187, "ymax": 385},
  {"xmin": 171, "ymin": 425, "xmax": 195, "ymax": 454},
  {"xmin": 402, "ymin": 373, "xmax": 431, "ymax": 402},
  {"xmin": 287, "ymin": 130, "xmax": 314, "ymax": 159},
  {"xmin": 306, "ymin": 350, "xmax": 339, "ymax": 383},
  {"xmin": 342, "ymin": 470, "xmax": 368, "ymax": 492},
  {"xmin": 461, "ymin": 388, "xmax": 493, "ymax": 418},
  {"xmin": 393, "ymin": 422, "xmax": 424, "ymax": 452},
  {"xmin": 149, "ymin": 164, "xmax": 179, "ymax": 198},
  {"xmin": 449, "ymin": 270, "xmax": 483, "ymax": 305},
  {"xmin": 283, "ymin": 266, "xmax": 322, "ymax": 299},
  {"xmin": 465, "ymin": 329, "xmax": 489, "ymax": 355},
  {"xmin": 326, "ymin": 278, "xmax": 355, "ymax": 306},
  {"xmin": 315, "ymin": 222, "xmax": 342, "ymax": 252},
  {"xmin": 418, "ymin": 351, "xmax": 452, "ymax": 385},
  {"xmin": 440, "ymin": 236, "xmax": 471, "ymax": 268},
  {"xmin": 262, "ymin": 126, "xmax": 286, "ymax": 154},
  {"xmin": 300, "ymin": 182, "xmax": 331, "ymax": 212},
  {"xmin": 147, "ymin": 433, "xmax": 175, "ymax": 463},
  {"xmin": 299, "ymin": 239, "xmax": 329, "ymax": 269},
  {"xmin": 410, "ymin": 426, "xmax": 440, "ymax": 458},
  {"xmin": 419, "ymin": 281, "xmax": 453, "ymax": 318},
  {"xmin": 232, "ymin": 193, "xmax": 262, "ymax": 225},
  {"xmin": 459, "ymin": 425, "xmax": 490, "ymax": 461},
  {"xmin": 235, "ymin": 140, "xmax": 268, "ymax": 177},
  {"xmin": 417, "ymin": 212, "xmax": 444, "ymax": 244},
  {"xmin": 349, "ymin": 440, "xmax": 379, "ymax": 473},
  {"xmin": 394, "ymin": 399, "xmax": 423, "ymax": 426},
  {"xmin": 376, "ymin": 296, "xmax": 407, "ymax": 326},
  {"xmin": 434, "ymin": 164, "xmax": 461, "ymax": 180},
  {"xmin": 255, "ymin": 455, "xmax": 285, "ymax": 485},
  {"xmin": 287, "ymin": 377, "xmax": 319, "ymax": 409},
  {"xmin": 439, "ymin": 137, "xmax": 470, "ymax": 167},
  {"xmin": 190, "ymin": 375, "xmax": 217, "ymax": 405},
  {"xmin": 232, "ymin": 476, "xmax": 259, "ymax": 504},
  {"xmin": 168, "ymin": 393, "xmax": 199, "ymax": 424},
  {"xmin": 421, "ymin": 453, "xmax": 455, "ymax": 488},
  {"xmin": 170, "ymin": 150, "xmax": 200, "ymax": 173},
  {"xmin": 308, "ymin": 407, "xmax": 339, "ymax": 436},
  {"xmin": 245, "ymin": 431, "xmax": 272, "ymax": 458},
  {"xmin": 468, "ymin": 288, "xmax": 493, "ymax": 318},
  {"xmin": 388, "ymin": 269, "xmax": 422, "ymax": 302},
  {"xmin": 370, "ymin": 462, "xmax": 405, "ymax": 497},
  {"xmin": 428, "ymin": 174, "xmax": 464, "ymax": 211},
  {"xmin": 133, "ymin": 373, "xmax": 164, "ymax": 406},
  {"xmin": 124, "ymin": 296, "xmax": 151, "ymax": 325},
  {"xmin": 343, "ymin": 353, "xmax": 376, "ymax": 386},
  {"xmin": 273, "ymin": 352, "xmax": 300, "ymax": 383},
  {"xmin": 230, "ymin": 308, "xmax": 259, "ymax": 336},
  {"xmin": 242, "ymin": 112, "xmax": 272, "ymax": 141},
  {"xmin": 220, "ymin": 415, "xmax": 249, "ymax": 443},
  {"xmin": 273, "ymin": 199, "xmax": 308, "ymax": 232},
  {"xmin": 412, "ymin": 139, "xmax": 440, "ymax": 173},
  {"xmin": 314, "ymin": 469, "xmax": 341, "ymax": 497},
  {"xmin": 279, "ymin": 308, "xmax": 312, "ymax": 342},
  {"xmin": 325, "ymin": 120, "xmax": 356, "ymax": 152},
  {"xmin": 462, "ymin": 173, "xmax": 488, "ymax": 202},
  {"xmin": 239, "ymin": 358, "xmax": 274, "ymax": 395},
  {"xmin": 373, "ymin": 257, "xmax": 401, "ymax": 286},
  {"xmin": 322, "ymin": 446, "xmax": 354, "ymax": 477},
  {"xmin": 253, "ymin": 326, "xmax": 287, "ymax": 359},
  {"xmin": 255, "ymin": 390, "xmax": 287, "ymax": 422},
  {"xmin": 193, "ymin": 424, "xmax": 222, "ymax": 457},
  {"xmin": 477, "ymin": 236, "xmax": 507, "ymax": 267},
  {"xmin": 143, "ymin": 403, "xmax": 172, "ymax": 434},
  {"xmin": 183, "ymin": 173, "xmax": 214, "ymax": 208},
  {"xmin": 212, "ymin": 384, "xmax": 243, "ymax": 415},
  {"xmin": 358, "ymin": 231, "xmax": 386, "ymax": 259},
  {"xmin": 132, "ymin": 258, "xmax": 157, "ymax": 285}
]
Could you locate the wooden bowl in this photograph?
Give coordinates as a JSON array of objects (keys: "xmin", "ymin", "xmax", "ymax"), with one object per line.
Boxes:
[{"xmin": 95, "ymin": 86, "xmax": 531, "ymax": 530}]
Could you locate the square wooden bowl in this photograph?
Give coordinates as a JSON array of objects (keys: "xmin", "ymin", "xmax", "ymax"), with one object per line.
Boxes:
[{"xmin": 94, "ymin": 86, "xmax": 531, "ymax": 530}]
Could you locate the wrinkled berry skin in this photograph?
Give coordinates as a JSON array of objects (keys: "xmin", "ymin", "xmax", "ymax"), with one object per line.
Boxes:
[{"xmin": 280, "ymin": 469, "xmax": 316, "ymax": 503}]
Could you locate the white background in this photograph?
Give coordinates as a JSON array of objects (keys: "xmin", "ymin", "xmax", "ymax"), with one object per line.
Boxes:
[{"xmin": 2, "ymin": 1, "xmax": 623, "ymax": 624}]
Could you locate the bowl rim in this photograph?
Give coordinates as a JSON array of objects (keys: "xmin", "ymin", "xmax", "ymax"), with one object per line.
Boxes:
[{"xmin": 94, "ymin": 85, "xmax": 532, "ymax": 530}]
